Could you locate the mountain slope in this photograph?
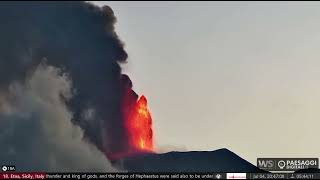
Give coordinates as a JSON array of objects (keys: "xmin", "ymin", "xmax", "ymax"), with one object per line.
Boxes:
[{"xmin": 116, "ymin": 148, "xmax": 266, "ymax": 172}]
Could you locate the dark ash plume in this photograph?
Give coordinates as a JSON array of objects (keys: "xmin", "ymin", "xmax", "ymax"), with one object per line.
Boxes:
[{"xmin": 0, "ymin": 1, "xmax": 130, "ymax": 170}]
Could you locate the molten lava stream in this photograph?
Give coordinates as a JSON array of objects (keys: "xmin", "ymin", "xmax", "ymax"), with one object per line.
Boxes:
[{"xmin": 127, "ymin": 95, "xmax": 154, "ymax": 153}]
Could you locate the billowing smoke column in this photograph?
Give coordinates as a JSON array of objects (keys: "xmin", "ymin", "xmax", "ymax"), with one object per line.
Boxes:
[{"xmin": 0, "ymin": 1, "xmax": 138, "ymax": 171}]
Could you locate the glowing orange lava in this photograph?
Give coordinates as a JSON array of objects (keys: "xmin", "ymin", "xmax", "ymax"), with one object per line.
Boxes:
[{"xmin": 127, "ymin": 95, "xmax": 154, "ymax": 152}]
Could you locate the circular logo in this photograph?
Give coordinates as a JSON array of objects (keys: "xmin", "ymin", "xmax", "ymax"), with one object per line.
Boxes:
[
  {"xmin": 215, "ymin": 174, "xmax": 221, "ymax": 179},
  {"xmin": 278, "ymin": 160, "xmax": 286, "ymax": 169},
  {"xmin": 2, "ymin": 166, "xmax": 7, "ymax": 172}
]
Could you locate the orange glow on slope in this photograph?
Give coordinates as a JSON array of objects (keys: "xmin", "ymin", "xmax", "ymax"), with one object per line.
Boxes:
[{"xmin": 127, "ymin": 95, "xmax": 154, "ymax": 152}]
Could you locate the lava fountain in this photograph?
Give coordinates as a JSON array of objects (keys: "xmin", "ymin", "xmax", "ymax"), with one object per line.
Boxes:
[
  {"xmin": 127, "ymin": 95, "xmax": 153, "ymax": 152},
  {"xmin": 110, "ymin": 74, "xmax": 154, "ymax": 160}
]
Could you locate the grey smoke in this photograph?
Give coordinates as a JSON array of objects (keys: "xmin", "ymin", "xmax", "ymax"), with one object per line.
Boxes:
[{"xmin": 0, "ymin": 63, "xmax": 116, "ymax": 172}]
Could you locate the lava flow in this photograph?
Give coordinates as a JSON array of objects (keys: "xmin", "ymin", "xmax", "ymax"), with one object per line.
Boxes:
[{"xmin": 127, "ymin": 95, "xmax": 154, "ymax": 152}]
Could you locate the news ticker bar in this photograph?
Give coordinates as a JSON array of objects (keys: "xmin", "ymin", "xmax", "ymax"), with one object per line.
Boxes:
[{"xmin": 1, "ymin": 173, "xmax": 320, "ymax": 179}]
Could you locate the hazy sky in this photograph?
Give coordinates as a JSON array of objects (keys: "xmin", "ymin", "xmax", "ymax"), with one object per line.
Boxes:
[{"xmin": 92, "ymin": 1, "xmax": 320, "ymax": 164}]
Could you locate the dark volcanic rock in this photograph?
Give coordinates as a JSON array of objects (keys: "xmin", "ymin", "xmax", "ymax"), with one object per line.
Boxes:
[{"xmin": 116, "ymin": 148, "xmax": 267, "ymax": 172}]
